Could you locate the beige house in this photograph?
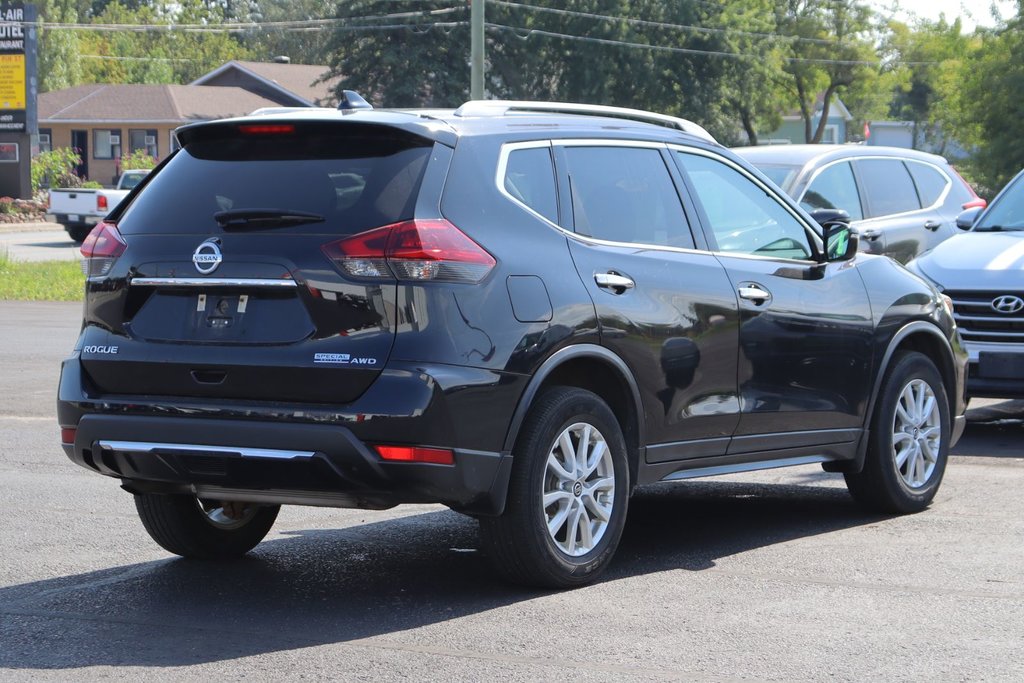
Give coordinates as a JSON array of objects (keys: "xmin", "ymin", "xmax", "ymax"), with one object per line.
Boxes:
[{"xmin": 37, "ymin": 61, "xmax": 339, "ymax": 185}]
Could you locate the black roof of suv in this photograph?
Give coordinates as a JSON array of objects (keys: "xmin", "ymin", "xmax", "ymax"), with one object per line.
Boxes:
[{"xmin": 60, "ymin": 100, "xmax": 967, "ymax": 588}]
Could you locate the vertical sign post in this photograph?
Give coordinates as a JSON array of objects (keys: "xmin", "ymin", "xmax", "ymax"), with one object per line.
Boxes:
[{"xmin": 0, "ymin": 2, "xmax": 35, "ymax": 199}]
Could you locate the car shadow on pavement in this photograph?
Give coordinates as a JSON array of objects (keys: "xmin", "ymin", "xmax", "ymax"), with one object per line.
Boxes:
[
  {"xmin": 954, "ymin": 399, "xmax": 1024, "ymax": 458},
  {"xmin": 0, "ymin": 479, "xmax": 885, "ymax": 670}
]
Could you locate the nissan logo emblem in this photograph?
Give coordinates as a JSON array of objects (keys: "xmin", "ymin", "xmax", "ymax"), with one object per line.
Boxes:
[
  {"xmin": 192, "ymin": 239, "xmax": 222, "ymax": 275},
  {"xmin": 991, "ymin": 295, "xmax": 1024, "ymax": 315}
]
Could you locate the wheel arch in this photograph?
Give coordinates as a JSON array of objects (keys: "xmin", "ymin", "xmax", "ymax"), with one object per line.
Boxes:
[
  {"xmin": 503, "ymin": 344, "xmax": 645, "ymax": 486},
  {"xmin": 840, "ymin": 320, "xmax": 956, "ymax": 474}
]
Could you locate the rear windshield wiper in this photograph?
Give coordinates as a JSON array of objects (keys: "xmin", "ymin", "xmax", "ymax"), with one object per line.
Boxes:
[{"xmin": 214, "ymin": 209, "xmax": 325, "ymax": 229}]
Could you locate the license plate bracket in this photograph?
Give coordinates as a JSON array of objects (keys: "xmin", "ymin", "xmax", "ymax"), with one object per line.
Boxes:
[{"xmin": 978, "ymin": 352, "xmax": 1024, "ymax": 379}]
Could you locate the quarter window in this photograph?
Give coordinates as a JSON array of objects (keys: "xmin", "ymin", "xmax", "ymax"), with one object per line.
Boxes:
[
  {"xmin": 801, "ymin": 161, "xmax": 863, "ymax": 220},
  {"xmin": 562, "ymin": 146, "xmax": 694, "ymax": 248},
  {"xmin": 504, "ymin": 147, "xmax": 558, "ymax": 223},
  {"xmin": 854, "ymin": 159, "xmax": 921, "ymax": 217},
  {"xmin": 676, "ymin": 152, "xmax": 812, "ymax": 260},
  {"xmin": 906, "ymin": 161, "xmax": 949, "ymax": 208}
]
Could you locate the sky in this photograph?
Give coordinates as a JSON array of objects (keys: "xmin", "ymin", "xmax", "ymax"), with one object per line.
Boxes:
[{"xmin": 870, "ymin": 0, "xmax": 1017, "ymax": 31}]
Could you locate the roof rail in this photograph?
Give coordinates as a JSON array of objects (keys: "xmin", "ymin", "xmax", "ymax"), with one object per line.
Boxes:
[{"xmin": 453, "ymin": 100, "xmax": 716, "ymax": 142}]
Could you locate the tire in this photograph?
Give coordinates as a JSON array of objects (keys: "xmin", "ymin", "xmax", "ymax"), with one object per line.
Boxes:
[
  {"xmin": 480, "ymin": 387, "xmax": 629, "ymax": 588},
  {"xmin": 845, "ymin": 351, "xmax": 950, "ymax": 514},
  {"xmin": 134, "ymin": 493, "xmax": 280, "ymax": 559},
  {"xmin": 66, "ymin": 224, "xmax": 93, "ymax": 243}
]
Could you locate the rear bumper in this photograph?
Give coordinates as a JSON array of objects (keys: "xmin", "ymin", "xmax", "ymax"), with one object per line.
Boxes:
[
  {"xmin": 45, "ymin": 213, "xmax": 101, "ymax": 227},
  {"xmin": 57, "ymin": 356, "xmax": 525, "ymax": 515}
]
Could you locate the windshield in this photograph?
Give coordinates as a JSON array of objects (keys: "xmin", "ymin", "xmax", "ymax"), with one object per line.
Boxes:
[
  {"xmin": 751, "ymin": 164, "xmax": 800, "ymax": 193},
  {"xmin": 975, "ymin": 173, "xmax": 1024, "ymax": 231}
]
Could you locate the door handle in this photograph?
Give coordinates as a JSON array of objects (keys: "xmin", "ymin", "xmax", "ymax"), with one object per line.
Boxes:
[
  {"xmin": 924, "ymin": 220, "xmax": 942, "ymax": 232},
  {"xmin": 594, "ymin": 272, "xmax": 635, "ymax": 292},
  {"xmin": 738, "ymin": 283, "xmax": 771, "ymax": 304},
  {"xmin": 859, "ymin": 228, "xmax": 882, "ymax": 241}
]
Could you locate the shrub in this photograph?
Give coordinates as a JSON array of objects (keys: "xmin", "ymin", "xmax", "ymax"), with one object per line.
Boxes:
[
  {"xmin": 120, "ymin": 149, "xmax": 157, "ymax": 171},
  {"xmin": 31, "ymin": 148, "xmax": 83, "ymax": 193},
  {"xmin": 0, "ymin": 196, "xmax": 14, "ymax": 214}
]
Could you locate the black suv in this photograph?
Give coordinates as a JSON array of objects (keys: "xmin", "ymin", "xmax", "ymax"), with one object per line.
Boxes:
[{"xmin": 58, "ymin": 101, "xmax": 967, "ymax": 588}]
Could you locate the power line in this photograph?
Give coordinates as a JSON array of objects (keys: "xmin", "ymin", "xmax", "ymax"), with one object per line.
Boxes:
[
  {"xmin": 484, "ymin": 22, "xmax": 937, "ymax": 67},
  {"xmin": 489, "ymin": 0, "xmax": 846, "ymax": 47}
]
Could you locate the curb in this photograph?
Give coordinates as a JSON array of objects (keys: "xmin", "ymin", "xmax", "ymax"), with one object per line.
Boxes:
[{"xmin": 0, "ymin": 221, "xmax": 63, "ymax": 235}]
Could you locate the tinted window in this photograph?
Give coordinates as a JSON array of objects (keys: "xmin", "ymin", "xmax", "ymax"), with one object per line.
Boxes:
[
  {"xmin": 855, "ymin": 159, "xmax": 921, "ymax": 217},
  {"xmin": 801, "ymin": 161, "xmax": 863, "ymax": 220},
  {"xmin": 504, "ymin": 147, "xmax": 558, "ymax": 223},
  {"xmin": 563, "ymin": 146, "xmax": 694, "ymax": 248},
  {"xmin": 976, "ymin": 174, "xmax": 1024, "ymax": 231},
  {"xmin": 906, "ymin": 161, "xmax": 949, "ymax": 208},
  {"xmin": 753, "ymin": 164, "xmax": 800, "ymax": 192},
  {"xmin": 677, "ymin": 152, "xmax": 812, "ymax": 260},
  {"xmin": 118, "ymin": 131, "xmax": 431, "ymax": 236}
]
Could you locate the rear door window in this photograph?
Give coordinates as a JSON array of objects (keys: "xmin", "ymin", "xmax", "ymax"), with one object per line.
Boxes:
[
  {"xmin": 906, "ymin": 161, "xmax": 950, "ymax": 208},
  {"xmin": 117, "ymin": 128, "xmax": 433, "ymax": 236},
  {"xmin": 561, "ymin": 146, "xmax": 695, "ymax": 249},
  {"xmin": 854, "ymin": 158, "xmax": 921, "ymax": 218},
  {"xmin": 801, "ymin": 161, "xmax": 863, "ymax": 220},
  {"xmin": 503, "ymin": 146, "xmax": 558, "ymax": 223}
]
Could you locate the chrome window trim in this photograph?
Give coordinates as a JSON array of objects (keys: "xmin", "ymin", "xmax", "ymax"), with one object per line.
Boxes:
[
  {"xmin": 495, "ymin": 139, "xmax": 707, "ymax": 257},
  {"xmin": 97, "ymin": 440, "xmax": 315, "ymax": 460},
  {"xmin": 668, "ymin": 144, "xmax": 823, "ymax": 265},
  {"xmin": 797, "ymin": 155, "xmax": 952, "ymax": 223},
  {"xmin": 130, "ymin": 277, "xmax": 298, "ymax": 288}
]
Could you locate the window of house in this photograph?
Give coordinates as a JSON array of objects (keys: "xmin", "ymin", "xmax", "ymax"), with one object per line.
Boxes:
[
  {"xmin": 94, "ymin": 129, "xmax": 122, "ymax": 160},
  {"xmin": 801, "ymin": 162, "xmax": 863, "ymax": 220},
  {"xmin": 562, "ymin": 146, "xmax": 694, "ymax": 249},
  {"xmin": 129, "ymin": 129, "xmax": 158, "ymax": 158},
  {"xmin": 855, "ymin": 159, "xmax": 921, "ymax": 217},
  {"xmin": 503, "ymin": 146, "xmax": 558, "ymax": 224},
  {"xmin": 822, "ymin": 125, "xmax": 839, "ymax": 144},
  {"xmin": 37, "ymin": 129, "xmax": 51, "ymax": 154}
]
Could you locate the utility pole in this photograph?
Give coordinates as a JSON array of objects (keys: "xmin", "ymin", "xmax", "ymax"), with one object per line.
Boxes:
[{"xmin": 470, "ymin": 0, "xmax": 484, "ymax": 100}]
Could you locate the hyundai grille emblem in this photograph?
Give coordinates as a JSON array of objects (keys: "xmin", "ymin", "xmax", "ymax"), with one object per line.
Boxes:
[
  {"xmin": 991, "ymin": 295, "xmax": 1024, "ymax": 315},
  {"xmin": 192, "ymin": 239, "xmax": 223, "ymax": 275}
]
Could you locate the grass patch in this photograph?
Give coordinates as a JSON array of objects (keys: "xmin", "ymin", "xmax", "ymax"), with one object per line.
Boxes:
[{"xmin": 0, "ymin": 251, "xmax": 84, "ymax": 301}]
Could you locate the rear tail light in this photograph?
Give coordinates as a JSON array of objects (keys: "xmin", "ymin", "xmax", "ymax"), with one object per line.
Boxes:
[
  {"xmin": 374, "ymin": 445, "xmax": 454, "ymax": 465},
  {"xmin": 962, "ymin": 198, "xmax": 987, "ymax": 210},
  {"xmin": 322, "ymin": 219, "xmax": 495, "ymax": 283},
  {"xmin": 80, "ymin": 221, "xmax": 127, "ymax": 278},
  {"xmin": 96, "ymin": 194, "xmax": 108, "ymax": 212}
]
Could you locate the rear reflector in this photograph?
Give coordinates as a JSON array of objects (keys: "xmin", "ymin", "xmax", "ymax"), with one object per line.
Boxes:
[
  {"xmin": 374, "ymin": 445, "xmax": 455, "ymax": 465},
  {"xmin": 80, "ymin": 221, "xmax": 127, "ymax": 278},
  {"xmin": 322, "ymin": 219, "xmax": 495, "ymax": 283},
  {"xmin": 60, "ymin": 427, "xmax": 76, "ymax": 445},
  {"xmin": 239, "ymin": 124, "xmax": 296, "ymax": 135}
]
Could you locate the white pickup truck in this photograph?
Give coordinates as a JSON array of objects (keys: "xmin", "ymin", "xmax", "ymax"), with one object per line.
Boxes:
[{"xmin": 46, "ymin": 170, "xmax": 150, "ymax": 242}]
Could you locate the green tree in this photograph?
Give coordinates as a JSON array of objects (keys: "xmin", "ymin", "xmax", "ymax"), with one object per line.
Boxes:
[{"xmin": 37, "ymin": 0, "xmax": 83, "ymax": 91}]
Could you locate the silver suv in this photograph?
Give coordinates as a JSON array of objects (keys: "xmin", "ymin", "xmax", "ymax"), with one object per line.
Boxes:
[{"xmin": 907, "ymin": 169, "xmax": 1024, "ymax": 399}]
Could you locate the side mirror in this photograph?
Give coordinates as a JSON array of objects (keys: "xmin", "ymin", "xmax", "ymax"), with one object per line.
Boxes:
[
  {"xmin": 821, "ymin": 222, "xmax": 858, "ymax": 262},
  {"xmin": 809, "ymin": 208, "xmax": 851, "ymax": 227},
  {"xmin": 956, "ymin": 206, "xmax": 983, "ymax": 230}
]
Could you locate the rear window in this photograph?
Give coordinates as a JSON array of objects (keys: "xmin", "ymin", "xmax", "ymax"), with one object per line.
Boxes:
[{"xmin": 117, "ymin": 129, "xmax": 432, "ymax": 236}]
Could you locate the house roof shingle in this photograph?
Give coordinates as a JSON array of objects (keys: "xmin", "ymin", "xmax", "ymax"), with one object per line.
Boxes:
[
  {"xmin": 191, "ymin": 60, "xmax": 340, "ymax": 106},
  {"xmin": 39, "ymin": 84, "xmax": 282, "ymax": 123}
]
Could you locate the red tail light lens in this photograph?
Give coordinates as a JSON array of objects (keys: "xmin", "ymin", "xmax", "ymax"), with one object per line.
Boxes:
[
  {"xmin": 374, "ymin": 445, "xmax": 454, "ymax": 465},
  {"xmin": 96, "ymin": 194, "xmax": 108, "ymax": 211},
  {"xmin": 80, "ymin": 221, "xmax": 127, "ymax": 278},
  {"xmin": 322, "ymin": 219, "xmax": 495, "ymax": 283},
  {"xmin": 962, "ymin": 198, "xmax": 988, "ymax": 210}
]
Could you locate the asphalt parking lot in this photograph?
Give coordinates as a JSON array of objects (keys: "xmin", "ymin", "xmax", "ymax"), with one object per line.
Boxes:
[
  {"xmin": 1, "ymin": 301, "xmax": 1021, "ymax": 681},
  {"xmin": 0, "ymin": 223, "xmax": 79, "ymax": 263}
]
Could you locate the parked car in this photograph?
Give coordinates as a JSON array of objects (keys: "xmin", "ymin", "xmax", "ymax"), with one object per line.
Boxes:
[
  {"xmin": 58, "ymin": 101, "xmax": 967, "ymax": 588},
  {"xmin": 733, "ymin": 144, "xmax": 985, "ymax": 263},
  {"xmin": 46, "ymin": 169, "xmax": 151, "ymax": 243},
  {"xmin": 906, "ymin": 168, "xmax": 1024, "ymax": 399}
]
